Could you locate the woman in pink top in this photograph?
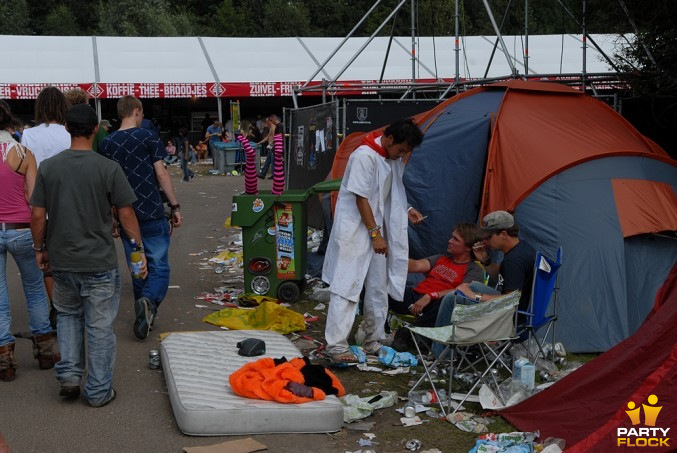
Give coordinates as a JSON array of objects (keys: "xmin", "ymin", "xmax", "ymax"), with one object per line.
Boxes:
[{"xmin": 0, "ymin": 101, "xmax": 58, "ymax": 382}]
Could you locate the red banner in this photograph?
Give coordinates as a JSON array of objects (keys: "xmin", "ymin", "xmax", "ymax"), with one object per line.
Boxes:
[
  {"xmin": 0, "ymin": 79, "xmax": 457, "ymax": 99},
  {"xmin": 0, "ymin": 83, "xmax": 98, "ymax": 100},
  {"xmin": 97, "ymin": 83, "xmax": 216, "ymax": 99}
]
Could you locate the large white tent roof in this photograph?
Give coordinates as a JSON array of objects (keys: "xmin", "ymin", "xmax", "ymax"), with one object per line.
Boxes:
[{"xmin": 0, "ymin": 34, "xmax": 620, "ymax": 98}]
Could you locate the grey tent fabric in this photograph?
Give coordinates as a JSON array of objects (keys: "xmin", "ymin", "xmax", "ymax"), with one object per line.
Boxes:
[
  {"xmin": 402, "ymin": 86, "xmax": 677, "ymax": 352},
  {"xmin": 404, "ymin": 91, "xmax": 504, "ymax": 258},
  {"xmin": 516, "ymin": 157, "xmax": 677, "ymax": 352}
]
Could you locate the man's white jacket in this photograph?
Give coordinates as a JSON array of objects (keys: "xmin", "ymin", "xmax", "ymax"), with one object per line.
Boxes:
[{"xmin": 322, "ymin": 141, "xmax": 409, "ymax": 302}]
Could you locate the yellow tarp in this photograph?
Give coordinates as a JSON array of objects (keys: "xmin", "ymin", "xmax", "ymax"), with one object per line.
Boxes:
[{"xmin": 202, "ymin": 301, "xmax": 306, "ymax": 334}]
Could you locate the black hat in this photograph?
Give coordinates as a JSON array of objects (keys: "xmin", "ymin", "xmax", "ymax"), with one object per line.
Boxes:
[{"xmin": 66, "ymin": 104, "xmax": 98, "ymax": 127}]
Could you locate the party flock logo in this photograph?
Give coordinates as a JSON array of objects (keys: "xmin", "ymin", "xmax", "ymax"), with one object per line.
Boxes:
[{"xmin": 617, "ymin": 394, "xmax": 670, "ymax": 447}]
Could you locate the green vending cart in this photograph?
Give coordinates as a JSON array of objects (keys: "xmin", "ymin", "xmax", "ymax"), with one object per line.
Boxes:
[{"xmin": 230, "ymin": 179, "xmax": 341, "ymax": 303}]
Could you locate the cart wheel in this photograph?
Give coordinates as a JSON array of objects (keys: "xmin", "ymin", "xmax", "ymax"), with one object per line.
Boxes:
[{"xmin": 277, "ymin": 281, "xmax": 301, "ymax": 303}]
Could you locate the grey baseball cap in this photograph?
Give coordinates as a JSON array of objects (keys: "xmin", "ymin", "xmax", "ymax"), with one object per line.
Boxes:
[{"xmin": 481, "ymin": 210, "xmax": 515, "ymax": 232}]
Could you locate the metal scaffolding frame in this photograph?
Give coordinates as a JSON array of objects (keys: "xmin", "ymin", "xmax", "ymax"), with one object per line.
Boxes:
[{"xmin": 293, "ymin": 0, "xmax": 625, "ymax": 104}]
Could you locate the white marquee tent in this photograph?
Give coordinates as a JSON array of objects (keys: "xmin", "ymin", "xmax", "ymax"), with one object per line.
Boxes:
[{"xmin": 0, "ymin": 34, "xmax": 620, "ymax": 100}]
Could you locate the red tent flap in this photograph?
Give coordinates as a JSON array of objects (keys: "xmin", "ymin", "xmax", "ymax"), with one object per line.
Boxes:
[{"xmin": 500, "ymin": 263, "xmax": 677, "ymax": 450}]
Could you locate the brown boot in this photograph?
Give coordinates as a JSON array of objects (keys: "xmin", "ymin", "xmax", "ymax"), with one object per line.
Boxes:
[
  {"xmin": 32, "ymin": 333, "xmax": 61, "ymax": 370},
  {"xmin": 0, "ymin": 342, "xmax": 17, "ymax": 382}
]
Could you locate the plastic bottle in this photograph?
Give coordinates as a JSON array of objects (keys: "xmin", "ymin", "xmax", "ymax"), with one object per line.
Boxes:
[
  {"xmin": 130, "ymin": 239, "xmax": 143, "ymax": 279},
  {"xmin": 521, "ymin": 361, "xmax": 535, "ymax": 390},
  {"xmin": 512, "ymin": 358, "xmax": 529, "ymax": 392}
]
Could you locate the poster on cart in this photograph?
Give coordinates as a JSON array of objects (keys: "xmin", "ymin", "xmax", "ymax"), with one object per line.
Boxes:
[
  {"xmin": 274, "ymin": 203, "xmax": 296, "ymax": 280},
  {"xmin": 287, "ymin": 101, "xmax": 338, "ymax": 228}
]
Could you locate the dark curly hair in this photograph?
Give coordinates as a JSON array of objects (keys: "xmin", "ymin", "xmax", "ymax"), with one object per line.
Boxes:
[{"xmin": 35, "ymin": 86, "xmax": 68, "ymax": 125}]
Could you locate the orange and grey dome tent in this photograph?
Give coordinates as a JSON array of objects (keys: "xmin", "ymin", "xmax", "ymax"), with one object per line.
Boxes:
[{"xmin": 329, "ymin": 80, "xmax": 677, "ymax": 352}]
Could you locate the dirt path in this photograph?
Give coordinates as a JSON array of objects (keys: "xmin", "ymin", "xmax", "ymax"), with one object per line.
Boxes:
[{"xmin": 3, "ymin": 165, "xmax": 488, "ymax": 452}]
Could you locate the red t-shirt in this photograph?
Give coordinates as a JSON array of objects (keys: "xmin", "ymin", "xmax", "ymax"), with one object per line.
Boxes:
[{"xmin": 413, "ymin": 255, "xmax": 470, "ymax": 295}]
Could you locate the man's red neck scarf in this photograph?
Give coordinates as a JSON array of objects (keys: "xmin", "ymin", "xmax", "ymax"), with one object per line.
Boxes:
[{"xmin": 361, "ymin": 131, "xmax": 388, "ymax": 159}]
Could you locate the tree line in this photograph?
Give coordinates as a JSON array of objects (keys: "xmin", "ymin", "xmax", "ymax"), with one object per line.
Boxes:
[{"xmin": 0, "ymin": 0, "xmax": 663, "ymax": 38}]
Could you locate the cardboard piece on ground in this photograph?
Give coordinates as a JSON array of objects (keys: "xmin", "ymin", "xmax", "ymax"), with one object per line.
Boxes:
[{"xmin": 183, "ymin": 438, "xmax": 267, "ymax": 453}]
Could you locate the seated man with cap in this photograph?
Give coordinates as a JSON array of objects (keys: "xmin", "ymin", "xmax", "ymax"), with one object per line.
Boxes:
[{"xmin": 432, "ymin": 211, "xmax": 536, "ymax": 356}]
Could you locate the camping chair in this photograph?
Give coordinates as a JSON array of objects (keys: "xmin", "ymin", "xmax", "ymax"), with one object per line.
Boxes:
[
  {"xmin": 517, "ymin": 246, "xmax": 562, "ymax": 367},
  {"xmin": 406, "ymin": 291, "xmax": 521, "ymax": 416}
]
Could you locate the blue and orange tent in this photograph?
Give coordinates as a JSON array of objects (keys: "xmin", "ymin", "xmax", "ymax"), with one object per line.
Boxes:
[{"xmin": 330, "ymin": 80, "xmax": 677, "ymax": 352}]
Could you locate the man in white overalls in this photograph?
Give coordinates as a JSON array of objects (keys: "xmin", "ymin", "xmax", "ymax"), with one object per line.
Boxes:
[{"xmin": 323, "ymin": 119, "xmax": 424, "ymax": 364}]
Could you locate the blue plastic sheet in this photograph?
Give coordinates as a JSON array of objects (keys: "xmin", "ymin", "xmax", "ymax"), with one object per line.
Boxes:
[{"xmin": 377, "ymin": 346, "xmax": 418, "ymax": 367}]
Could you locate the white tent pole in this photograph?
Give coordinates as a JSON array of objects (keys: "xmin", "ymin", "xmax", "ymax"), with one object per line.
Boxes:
[
  {"xmin": 198, "ymin": 37, "xmax": 223, "ymax": 124},
  {"xmin": 92, "ymin": 36, "xmax": 102, "ymax": 120}
]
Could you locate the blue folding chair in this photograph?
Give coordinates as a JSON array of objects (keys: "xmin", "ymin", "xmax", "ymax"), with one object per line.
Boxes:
[{"xmin": 518, "ymin": 246, "xmax": 562, "ymax": 365}]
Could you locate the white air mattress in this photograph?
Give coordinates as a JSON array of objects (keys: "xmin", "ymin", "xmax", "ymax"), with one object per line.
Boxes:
[{"xmin": 160, "ymin": 330, "xmax": 344, "ymax": 436}]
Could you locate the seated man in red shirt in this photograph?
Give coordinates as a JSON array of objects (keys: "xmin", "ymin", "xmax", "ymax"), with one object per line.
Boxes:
[{"xmin": 388, "ymin": 223, "xmax": 484, "ymax": 328}]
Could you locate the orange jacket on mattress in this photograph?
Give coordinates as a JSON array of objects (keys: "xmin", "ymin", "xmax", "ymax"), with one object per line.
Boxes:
[{"xmin": 229, "ymin": 357, "xmax": 345, "ymax": 404}]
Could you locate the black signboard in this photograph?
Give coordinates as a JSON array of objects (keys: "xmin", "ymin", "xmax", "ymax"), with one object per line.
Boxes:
[
  {"xmin": 287, "ymin": 102, "xmax": 338, "ymax": 228},
  {"xmin": 345, "ymin": 99, "xmax": 440, "ymax": 134}
]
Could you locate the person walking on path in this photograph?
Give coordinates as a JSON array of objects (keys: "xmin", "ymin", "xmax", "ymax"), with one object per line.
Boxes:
[
  {"xmin": 20, "ymin": 86, "xmax": 71, "ymax": 324},
  {"xmin": 100, "ymin": 96, "xmax": 182, "ymax": 341},
  {"xmin": 30, "ymin": 104, "xmax": 146, "ymax": 406},
  {"xmin": 177, "ymin": 128, "xmax": 194, "ymax": 182},
  {"xmin": 0, "ymin": 101, "xmax": 58, "ymax": 382}
]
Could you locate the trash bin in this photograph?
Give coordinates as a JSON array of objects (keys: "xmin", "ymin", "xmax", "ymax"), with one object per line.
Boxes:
[
  {"xmin": 231, "ymin": 179, "xmax": 341, "ymax": 303},
  {"xmin": 212, "ymin": 141, "xmax": 242, "ymax": 174}
]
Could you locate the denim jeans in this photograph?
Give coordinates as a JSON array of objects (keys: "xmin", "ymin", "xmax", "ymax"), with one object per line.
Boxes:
[
  {"xmin": 180, "ymin": 152, "xmax": 194, "ymax": 181},
  {"xmin": 164, "ymin": 155, "xmax": 179, "ymax": 165},
  {"xmin": 0, "ymin": 227, "xmax": 50, "ymax": 346},
  {"xmin": 121, "ymin": 218, "xmax": 170, "ymax": 309},
  {"xmin": 259, "ymin": 147, "xmax": 274, "ymax": 177},
  {"xmin": 52, "ymin": 269, "xmax": 120, "ymax": 406}
]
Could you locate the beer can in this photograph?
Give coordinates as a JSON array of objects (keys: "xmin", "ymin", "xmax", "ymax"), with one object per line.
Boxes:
[
  {"xmin": 149, "ymin": 349, "xmax": 161, "ymax": 369},
  {"xmin": 405, "ymin": 439, "xmax": 422, "ymax": 451}
]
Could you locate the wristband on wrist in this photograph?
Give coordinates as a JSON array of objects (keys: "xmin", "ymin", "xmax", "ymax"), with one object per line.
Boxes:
[
  {"xmin": 169, "ymin": 203, "xmax": 181, "ymax": 211},
  {"xmin": 429, "ymin": 292, "xmax": 439, "ymax": 300},
  {"xmin": 475, "ymin": 293, "xmax": 483, "ymax": 302},
  {"xmin": 32, "ymin": 243, "xmax": 45, "ymax": 252}
]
